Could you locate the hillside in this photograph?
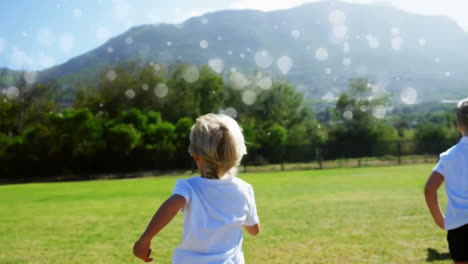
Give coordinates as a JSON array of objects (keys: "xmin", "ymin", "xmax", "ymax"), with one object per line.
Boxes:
[{"xmin": 21, "ymin": 1, "xmax": 468, "ymax": 102}]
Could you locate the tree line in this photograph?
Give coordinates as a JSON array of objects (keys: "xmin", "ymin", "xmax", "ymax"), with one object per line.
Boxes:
[{"xmin": 0, "ymin": 63, "xmax": 461, "ymax": 180}]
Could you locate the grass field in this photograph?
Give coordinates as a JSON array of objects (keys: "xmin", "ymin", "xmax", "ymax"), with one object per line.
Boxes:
[{"xmin": 0, "ymin": 164, "xmax": 452, "ymax": 264}]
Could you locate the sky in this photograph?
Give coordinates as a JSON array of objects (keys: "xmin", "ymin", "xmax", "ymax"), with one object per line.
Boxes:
[{"xmin": 0, "ymin": 0, "xmax": 467, "ymax": 71}]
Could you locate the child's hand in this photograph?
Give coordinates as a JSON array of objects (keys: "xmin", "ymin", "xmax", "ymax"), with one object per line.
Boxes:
[{"xmin": 133, "ymin": 238, "xmax": 153, "ymax": 262}]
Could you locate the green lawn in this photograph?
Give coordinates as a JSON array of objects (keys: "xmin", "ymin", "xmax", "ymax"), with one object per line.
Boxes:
[{"xmin": 0, "ymin": 164, "xmax": 451, "ymax": 264}]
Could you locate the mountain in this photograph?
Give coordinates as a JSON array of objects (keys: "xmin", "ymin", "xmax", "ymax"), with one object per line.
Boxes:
[{"xmin": 29, "ymin": 1, "xmax": 468, "ymax": 102}]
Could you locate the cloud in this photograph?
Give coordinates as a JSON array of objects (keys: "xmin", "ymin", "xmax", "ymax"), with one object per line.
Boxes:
[
  {"xmin": 36, "ymin": 28, "xmax": 56, "ymax": 47},
  {"xmin": 59, "ymin": 34, "xmax": 75, "ymax": 53},
  {"xmin": 112, "ymin": 0, "xmax": 130, "ymax": 18},
  {"xmin": 10, "ymin": 47, "xmax": 34, "ymax": 69},
  {"xmin": 0, "ymin": 38, "xmax": 5, "ymax": 54}
]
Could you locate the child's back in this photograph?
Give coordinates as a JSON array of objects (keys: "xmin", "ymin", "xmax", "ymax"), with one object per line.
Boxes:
[
  {"xmin": 172, "ymin": 176, "xmax": 258, "ymax": 263},
  {"xmin": 134, "ymin": 113, "xmax": 260, "ymax": 264},
  {"xmin": 425, "ymin": 98, "xmax": 468, "ymax": 263},
  {"xmin": 434, "ymin": 137, "xmax": 468, "ymax": 230}
]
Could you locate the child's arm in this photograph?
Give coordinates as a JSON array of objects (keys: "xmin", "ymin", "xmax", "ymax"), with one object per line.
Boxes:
[
  {"xmin": 424, "ymin": 171, "xmax": 445, "ymax": 230},
  {"xmin": 133, "ymin": 194, "xmax": 186, "ymax": 262},
  {"xmin": 243, "ymin": 223, "xmax": 260, "ymax": 236}
]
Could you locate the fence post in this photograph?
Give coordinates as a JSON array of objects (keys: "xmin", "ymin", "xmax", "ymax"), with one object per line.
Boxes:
[
  {"xmin": 280, "ymin": 145, "xmax": 285, "ymax": 171},
  {"xmin": 316, "ymin": 145, "xmax": 323, "ymax": 169},
  {"xmin": 397, "ymin": 141, "xmax": 401, "ymax": 165}
]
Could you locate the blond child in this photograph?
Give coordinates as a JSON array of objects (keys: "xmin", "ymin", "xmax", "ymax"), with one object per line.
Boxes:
[
  {"xmin": 133, "ymin": 113, "xmax": 260, "ymax": 263},
  {"xmin": 425, "ymin": 98, "xmax": 468, "ymax": 264}
]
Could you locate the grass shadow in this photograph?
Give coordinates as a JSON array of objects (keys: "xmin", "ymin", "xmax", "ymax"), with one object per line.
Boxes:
[{"xmin": 426, "ymin": 248, "xmax": 451, "ymax": 262}]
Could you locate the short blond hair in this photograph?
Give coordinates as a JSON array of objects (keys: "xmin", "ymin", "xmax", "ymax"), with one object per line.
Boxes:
[
  {"xmin": 188, "ymin": 113, "xmax": 247, "ymax": 179},
  {"xmin": 457, "ymin": 98, "xmax": 468, "ymax": 129}
]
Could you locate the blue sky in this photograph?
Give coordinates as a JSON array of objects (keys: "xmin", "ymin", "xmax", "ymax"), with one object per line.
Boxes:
[{"xmin": 0, "ymin": 0, "xmax": 466, "ymax": 70}]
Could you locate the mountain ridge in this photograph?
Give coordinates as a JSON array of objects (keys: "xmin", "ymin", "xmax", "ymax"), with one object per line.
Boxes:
[{"xmin": 3, "ymin": 1, "xmax": 468, "ymax": 102}]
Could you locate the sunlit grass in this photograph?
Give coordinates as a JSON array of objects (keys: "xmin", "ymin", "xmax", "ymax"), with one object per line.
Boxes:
[{"xmin": 0, "ymin": 164, "xmax": 451, "ymax": 264}]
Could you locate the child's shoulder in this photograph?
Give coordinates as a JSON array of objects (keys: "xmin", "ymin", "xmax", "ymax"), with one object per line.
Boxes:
[
  {"xmin": 440, "ymin": 143, "xmax": 464, "ymax": 160},
  {"xmin": 231, "ymin": 177, "xmax": 254, "ymax": 191}
]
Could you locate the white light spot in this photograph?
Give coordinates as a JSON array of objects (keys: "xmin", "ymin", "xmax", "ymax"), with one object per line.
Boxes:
[
  {"xmin": 125, "ymin": 36, "xmax": 133, "ymax": 45},
  {"xmin": 400, "ymin": 87, "xmax": 418, "ymax": 105},
  {"xmin": 107, "ymin": 47, "xmax": 113, "ymax": 53},
  {"xmin": 366, "ymin": 34, "xmax": 380, "ymax": 49},
  {"xmin": 291, "ymin": 29, "xmax": 300, "ymax": 39},
  {"xmin": 224, "ymin": 107, "xmax": 238, "ymax": 118},
  {"xmin": 445, "ymin": 71, "xmax": 451, "ymax": 77},
  {"xmin": 254, "ymin": 50, "xmax": 273, "ymax": 68},
  {"xmin": 201, "ymin": 17, "xmax": 208, "ymax": 24},
  {"xmin": 37, "ymin": 29, "xmax": 55, "ymax": 47},
  {"xmin": 322, "ymin": 91, "xmax": 337, "ymax": 102},
  {"xmin": 208, "ymin": 58, "xmax": 224, "ymax": 74},
  {"xmin": 125, "ymin": 89, "xmax": 135, "ymax": 99},
  {"xmin": 6, "ymin": 86, "xmax": 19, "ymax": 100},
  {"xmin": 435, "ymin": 57, "xmax": 440, "ymax": 63},
  {"xmin": 113, "ymin": 0, "xmax": 129, "ymax": 18},
  {"xmin": 257, "ymin": 76, "xmax": 273, "ymax": 90},
  {"xmin": 166, "ymin": 41, "xmax": 172, "ymax": 46},
  {"xmin": 99, "ymin": 103, "xmax": 104, "ymax": 107},
  {"xmin": 332, "ymin": 25, "xmax": 348, "ymax": 39},
  {"xmin": 38, "ymin": 52, "xmax": 54, "ymax": 68},
  {"xmin": 240, "ymin": 53, "xmax": 245, "ymax": 59},
  {"xmin": 360, "ymin": 105, "xmax": 368, "ymax": 112},
  {"xmin": 391, "ymin": 27, "xmax": 400, "ymax": 36},
  {"xmin": 315, "ymin": 48, "xmax": 329, "ymax": 61},
  {"xmin": 59, "ymin": 34, "xmax": 74, "ymax": 53},
  {"xmin": 419, "ymin": 38, "xmax": 427, "ymax": 47},
  {"xmin": 329, "ymin": 10, "xmax": 346, "ymax": 25},
  {"xmin": 73, "ymin": 8, "xmax": 82, "ymax": 17},
  {"xmin": 154, "ymin": 64, "xmax": 161, "ymax": 71},
  {"xmin": 142, "ymin": 84, "xmax": 149, "ymax": 91},
  {"xmin": 230, "ymin": 68, "xmax": 237, "ymax": 73},
  {"xmin": 218, "ymin": 36, "xmax": 222, "ymax": 40},
  {"xmin": 227, "ymin": 50, "xmax": 233, "ymax": 56},
  {"xmin": 343, "ymin": 110, "xmax": 353, "ymax": 120},
  {"xmin": 154, "ymin": 83, "xmax": 169, "ymax": 98},
  {"xmin": 372, "ymin": 105, "xmax": 386, "ymax": 119},
  {"xmin": 24, "ymin": 71, "xmax": 37, "ymax": 84},
  {"xmin": 229, "ymin": 72, "xmax": 248, "ymax": 90},
  {"xmin": 343, "ymin": 42, "xmax": 350, "ymax": 53},
  {"xmin": 200, "ymin": 40, "xmax": 208, "ymax": 49},
  {"xmin": 343, "ymin": 58, "xmax": 351, "ymax": 66},
  {"xmin": 183, "ymin": 66, "xmax": 199, "ymax": 83},
  {"xmin": 277, "ymin": 56, "xmax": 293, "ymax": 75},
  {"xmin": 242, "ymin": 91, "xmax": 257, "ymax": 105},
  {"xmin": 106, "ymin": 70, "xmax": 117, "ymax": 81},
  {"xmin": 96, "ymin": 26, "xmax": 110, "ymax": 41},
  {"xmin": 0, "ymin": 38, "xmax": 4, "ymax": 53},
  {"xmin": 391, "ymin": 36, "xmax": 403, "ymax": 51},
  {"xmin": 325, "ymin": 68, "xmax": 332, "ymax": 74}
]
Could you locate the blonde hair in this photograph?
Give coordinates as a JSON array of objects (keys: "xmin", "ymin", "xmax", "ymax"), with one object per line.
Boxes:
[
  {"xmin": 188, "ymin": 113, "xmax": 247, "ymax": 179},
  {"xmin": 457, "ymin": 98, "xmax": 468, "ymax": 129}
]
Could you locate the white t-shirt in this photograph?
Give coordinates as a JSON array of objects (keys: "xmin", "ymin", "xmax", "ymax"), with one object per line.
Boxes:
[
  {"xmin": 433, "ymin": 136, "xmax": 468, "ymax": 230},
  {"xmin": 171, "ymin": 176, "xmax": 259, "ymax": 264}
]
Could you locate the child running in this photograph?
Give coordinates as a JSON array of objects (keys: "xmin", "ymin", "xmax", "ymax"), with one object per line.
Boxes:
[
  {"xmin": 133, "ymin": 113, "xmax": 260, "ymax": 263},
  {"xmin": 425, "ymin": 98, "xmax": 468, "ymax": 264}
]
